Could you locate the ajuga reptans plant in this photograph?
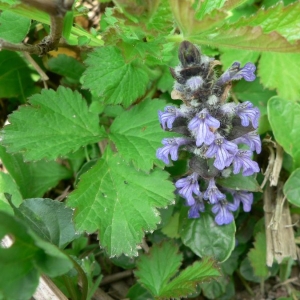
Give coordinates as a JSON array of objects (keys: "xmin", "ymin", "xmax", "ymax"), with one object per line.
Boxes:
[{"xmin": 157, "ymin": 41, "xmax": 261, "ymax": 225}]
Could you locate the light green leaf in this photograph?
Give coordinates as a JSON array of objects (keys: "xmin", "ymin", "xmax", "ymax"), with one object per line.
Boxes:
[
  {"xmin": 233, "ymin": 78, "xmax": 276, "ymax": 116},
  {"xmin": 195, "ymin": 0, "xmax": 226, "ymax": 20},
  {"xmin": 0, "ymin": 172, "xmax": 22, "ymax": 214},
  {"xmin": 12, "ymin": 198, "xmax": 76, "ymax": 248},
  {"xmin": 259, "ymin": 53, "xmax": 300, "ymax": 101},
  {"xmin": 82, "ymin": 46, "xmax": 149, "ymax": 108},
  {"xmin": 47, "ymin": 54, "xmax": 85, "ymax": 84},
  {"xmin": 220, "ymin": 48, "xmax": 260, "ymax": 70},
  {"xmin": 135, "ymin": 241, "xmax": 182, "ymax": 295},
  {"xmin": 283, "ymin": 168, "xmax": 300, "ymax": 207},
  {"xmin": 0, "ymin": 212, "xmax": 72, "ymax": 300},
  {"xmin": 217, "ymin": 174, "xmax": 262, "ymax": 192},
  {"xmin": 180, "ymin": 212, "xmax": 235, "ymax": 262},
  {"xmin": 248, "ymin": 231, "xmax": 269, "ymax": 279},
  {"xmin": 268, "ymin": 97, "xmax": 300, "ymax": 167},
  {"xmin": 0, "ymin": 145, "xmax": 71, "ymax": 198},
  {"xmin": 135, "ymin": 241, "xmax": 220, "ymax": 298},
  {"xmin": 67, "ymin": 149, "xmax": 175, "ymax": 257},
  {"xmin": 159, "ymin": 257, "xmax": 221, "ymax": 298},
  {"xmin": 0, "ymin": 50, "xmax": 36, "ymax": 99},
  {"xmin": 0, "ymin": 10, "xmax": 30, "ymax": 42},
  {"xmin": 110, "ymin": 99, "xmax": 176, "ymax": 172},
  {"xmin": 161, "ymin": 212, "xmax": 180, "ymax": 238},
  {"xmin": 191, "ymin": 26, "xmax": 300, "ymax": 52},
  {"xmin": 1, "ymin": 86, "xmax": 105, "ymax": 161}
]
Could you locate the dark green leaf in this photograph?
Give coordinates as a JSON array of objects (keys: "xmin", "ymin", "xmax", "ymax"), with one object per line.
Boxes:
[{"xmin": 180, "ymin": 212, "xmax": 235, "ymax": 262}]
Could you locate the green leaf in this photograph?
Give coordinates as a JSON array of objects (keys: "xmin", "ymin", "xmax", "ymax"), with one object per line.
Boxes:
[
  {"xmin": 228, "ymin": 1, "xmax": 300, "ymax": 42},
  {"xmin": 200, "ymin": 275, "xmax": 229, "ymax": 299},
  {"xmin": 0, "ymin": 212, "xmax": 72, "ymax": 300},
  {"xmin": 110, "ymin": 99, "xmax": 176, "ymax": 172},
  {"xmin": 1, "ymin": 86, "xmax": 105, "ymax": 161},
  {"xmin": 0, "ymin": 145, "xmax": 72, "ymax": 198},
  {"xmin": 0, "ymin": 10, "xmax": 30, "ymax": 42},
  {"xmin": 259, "ymin": 53, "xmax": 300, "ymax": 101},
  {"xmin": 82, "ymin": 46, "xmax": 149, "ymax": 108},
  {"xmin": 127, "ymin": 283, "xmax": 154, "ymax": 300},
  {"xmin": 195, "ymin": 0, "xmax": 226, "ymax": 20},
  {"xmin": 0, "ymin": 50, "xmax": 36, "ymax": 99},
  {"xmin": 233, "ymin": 78, "xmax": 276, "ymax": 116},
  {"xmin": 135, "ymin": 242, "xmax": 182, "ymax": 295},
  {"xmin": 268, "ymin": 96, "xmax": 300, "ymax": 167},
  {"xmin": 47, "ymin": 54, "xmax": 85, "ymax": 84},
  {"xmin": 283, "ymin": 168, "xmax": 300, "ymax": 207},
  {"xmin": 239, "ymin": 257, "xmax": 261, "ymax": 283},
  {"xmin": 11, "ymin": 198, "xmax": 76, "ymax": 248},
  {"xmin": 217, "ymin": 173, "xmax": 262, "ymax": 192},
  {"xmin": 0, "ymin": 172, "xmax": 22, "ymax": 214},
  {"xmin": 247, "ymin": 231, "xmax": 269, "ymax": 279},
  {"xmin": 67, "ymin": 149, "xmax": 175, "ymax": 256},
  {"xmin": 159, "ymin": 257, "xmax": 221, "ymax": 298},
  {"xmin": 135, "ymin": 241, "xmax": 220, "ymax": 298},
  {"xmin": 191, "ymin": 26, "xmax": 300, "ymax": 52},
  {"xmin": 180, "ymin": 212, "xmax": 235, "ymax": 262},
  {"xmin": 161, "ymin": 212, "xmax": 180, "ymax": 238}
]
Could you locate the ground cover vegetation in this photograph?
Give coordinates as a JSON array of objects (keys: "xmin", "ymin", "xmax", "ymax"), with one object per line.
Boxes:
[{"xmin": 0, "ymin": 0, "xmax": 300, "ymax": 299}]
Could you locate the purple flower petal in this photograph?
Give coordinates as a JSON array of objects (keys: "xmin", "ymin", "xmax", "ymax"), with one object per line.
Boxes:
[
  {"xmin": 175, "ymin": 172, "xmax": 201, "ymax": 206},
  {"xmin": 232, "ymin": 150, "xmax": 260, "ymax": 176},
  {"xmin": 188, "ymin": 109, "xmax": 220, "ymax": 147},
  {"xmin": 186, "ymin": 76, "xmax": 204, "ymax": 90},
  {"xmin": 188, "ymin": 196, "xmax": 205, "ymax": 218},
  {"xmin": 235, "ymin": 101, "xmax": 260, "ymax": 128},
  {"xmin": 212, "ymin": 199, "xmax": 239, "ymax": 225},
  {"xmin": 203, "ymin": 178, "xmax": 225, "ymax": 204},
  {"xmin": 232, "ymin": 131, "xmax": 261, "ymax": 154},
  {"xmin": 158, "ymin": 106, "xmax": 182, "ymax": 130},
  {"xmin": 232, "ymin": 191, "xmax": 253, "ymax": 212},
  {"xmin": 156, "ymin": 138, "xmax": 189, "ymax": 164}
]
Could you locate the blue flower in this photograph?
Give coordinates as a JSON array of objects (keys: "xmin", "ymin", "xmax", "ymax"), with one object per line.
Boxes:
[
  {"xmin": 235, "ymin": 101, "xmax": 260, "ymax": 128},
  {"xmin": 232, "ymin": 150, "xmax": 260, "ymax": 176},
  {"xmin": 231, "ymin": 191, "xmax": 253, "ymax": 212},
  {"xmin": 217, "ymin": 62, "xmax": 256, "ymax": 85},
  {"xmin": 156, "ymin": 138, "xmax": 189, "ymax": 164},
  {"xmin": 186, "ymin": 76, "xmax": 204, "ymax": 90},
  {"xmin": 212, "ymin": 199, "xmax": 239, "ymax": 225},
  {"xmin": 188, "ymin": 196, "xmax": 205, "ymax": 218},
  {"xmin": 205, "ymin": 134, "xmax": 238, "ymax": 170},
  {"xmin": 158, "ymin": 106, "xmax": 182, "ymax": 130},
  {"xmin": 188, "ymin": 108, "xmax": 220, "ymax": 147},
  {"xmin": 175, "ymin": 172, "xmax": 201, "ymax": 206},
  {"xmin": 232, "ymin": 131, "xmax": 261, "ymax": 154},
  {"xmin": 203, "ymin": 178, "xmax": 226, "ymax": 204}
]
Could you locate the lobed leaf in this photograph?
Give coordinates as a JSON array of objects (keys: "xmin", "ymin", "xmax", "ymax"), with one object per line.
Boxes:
[
  {"xmin": 67, "ymin": 149, "xmax": 175, "ymax": 257},
  {"xmin": 1, "ymin": 86, "xmax": 105, "ymax": 161},
  {"xmin": 268, "ymin": 96, "xmax": 300, "ymax": 168},
  {"xmin": 82, "ymin": 46, "xmax": 149, "ymax": 108},
  {"xmin": 180, "ymin": 212, "xmax": 235, "ymax": 262},
  {"xmin": 110, "ymin": 99, "xmax": 177, "ymax": 172}
]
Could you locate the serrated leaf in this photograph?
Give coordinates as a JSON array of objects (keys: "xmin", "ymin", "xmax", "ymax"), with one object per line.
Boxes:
[
  {"xmin": 159, "ymin": 257, "xmax": 221, "ymax": 298},
  {"xmin": 228, "ymin": 2, "xmax": 300, "ymax": 42},
  {"xmin": 0, "ymin": 50, "xmax": 36, "ymax": 99},
  {"xmin": 82, "ymin": 46, "xmax": 149, "ymax": 108},
  {"xmin": 110, "ymin": 99, "xmax": 177, "ymax": 172},
  {"xmin": 1, "ymin": 86, "xmax": 105, "ymax": 161},
  {"xmin": 11, "ymin": 198, "xmax": 76, "ymax": 248},
  {"xmin": 217, "ymin": 173, "xmax": 261, "ymax": 192},
  {"xmin": 67, "ymin": 149, "xmax": 175, "ymax": 256},
  {"xmin": 0, "ymin": 212, "xmax": 72, "ymax": 300},
  {"xmin": 268, "ymin": 97, "xmax": 300, "ymax": 167},
  {"xmin": 0, "ymin": 145, "xmax": 71, "ymax": 198},
  {"xmin": 47, "ymin": 54, "xmax": 85, "ymax": 83},
  {"xmin": 191, "ymin": 26, "xmax": 300, "ymax": 52},
  {"xmin": 259, "ymin": 53, "xmax": 300, "ymax": 100},
  {"xmin": 195, "ymin": 0, "xmax": 226, "ymax": 20},
  {"xmin": 233, "ymin": 78, "xmax": 276, "ymax": 116},
  {"xmin": 283, "ymin": 168, "xmax": 300, "ymax": 207},
  {"xmin": 135, "ymin": 242, "xmax": 183, "ymax": 295},
  {"xmin": 248, "ymin": 231, "xmax": 268, "ymax": 279},
  {"xmin": 180, "ymin": 212, "xmax": 235, "ymax": 262},
  {"xmin": 0, "ymin": 10, "xmax": 30, "ymax": 42},
  {"xmin": 0, "ymin": 172, "xmax": 22, "ymax": 214}
]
